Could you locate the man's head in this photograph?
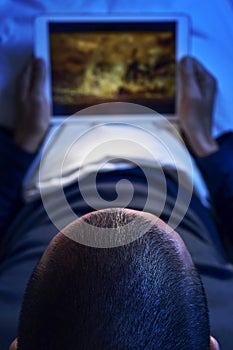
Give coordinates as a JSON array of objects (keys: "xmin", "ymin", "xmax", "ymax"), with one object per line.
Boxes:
[{"xmin": 12, "ymin": 208, "xmax": 219, "ymax": 349}]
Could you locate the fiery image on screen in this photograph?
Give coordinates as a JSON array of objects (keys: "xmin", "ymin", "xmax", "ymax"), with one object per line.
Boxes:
[{"xmin": 50, "ymin": 31, "xmax": 175, "ymax": 112}]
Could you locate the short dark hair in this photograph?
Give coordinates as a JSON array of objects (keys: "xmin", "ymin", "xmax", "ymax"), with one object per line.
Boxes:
[{"xmin": 17, "ymin": 208, "xmax": 210, "ymax": 350}]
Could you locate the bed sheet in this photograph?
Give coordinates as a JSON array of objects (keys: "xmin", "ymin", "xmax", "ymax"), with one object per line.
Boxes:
[{"xmin": 0, "ymin": 0, "xmax": 233, "ymax": 136}]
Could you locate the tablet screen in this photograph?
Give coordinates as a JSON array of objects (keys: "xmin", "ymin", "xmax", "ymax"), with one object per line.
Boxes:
[{"xmin": 49, "ymin": 22, "xmax": 176, "ymax": 116}]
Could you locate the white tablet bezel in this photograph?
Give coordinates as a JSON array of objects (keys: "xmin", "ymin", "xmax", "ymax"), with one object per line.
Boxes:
[{"xmin": 34, "ymin": 14, "xmax": 190, "ymax": 120}]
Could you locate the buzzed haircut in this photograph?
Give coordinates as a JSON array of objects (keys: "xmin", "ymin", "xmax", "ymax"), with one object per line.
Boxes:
[{"xmin": 17, "ymin": 208, "xmax": 210, "ymax": 350}]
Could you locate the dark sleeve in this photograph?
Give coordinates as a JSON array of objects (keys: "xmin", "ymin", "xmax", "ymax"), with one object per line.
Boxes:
[
  {"xmin": 195, "ymin": 132, "xmax": 233, "ymax": 258},
  {"xmin": 0, "ymin": 130, "xmax": 35, "ymax": 239}
]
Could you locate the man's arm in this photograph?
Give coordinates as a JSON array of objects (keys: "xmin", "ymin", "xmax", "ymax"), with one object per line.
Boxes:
[
  {"xmin": 0, "ymin": 58, "xmax": 50, "ymax": 239},
  {"xmin": 178, "ymin": 56, "xmax": 233, "ymax": 260},
  {"xmin": 0, "ymin": 130, "xmax": 35, "ymax": 236},
  {"xmin": 195, "ymin": 134, "xmax": 233, "ymax": 260}
]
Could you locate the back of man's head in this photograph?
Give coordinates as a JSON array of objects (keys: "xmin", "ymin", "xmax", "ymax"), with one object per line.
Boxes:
[{"xmin": 17, "ymin": 208, "xmax": 210, "ymax": 350}]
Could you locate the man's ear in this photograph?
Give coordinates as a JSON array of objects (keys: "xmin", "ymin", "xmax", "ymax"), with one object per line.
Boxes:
[
  {"xmin": 9, "ymin": 338, "xmax": 17, "ymax": 350},
  {"xmin": 210, "ymin": 336, "xmax": 220, "ymax": 350}
]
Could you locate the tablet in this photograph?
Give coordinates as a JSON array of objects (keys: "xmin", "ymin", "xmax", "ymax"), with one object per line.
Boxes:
[{"xmin": 34, "ymin": 14, "xmax": 190, "ymax": 120}]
